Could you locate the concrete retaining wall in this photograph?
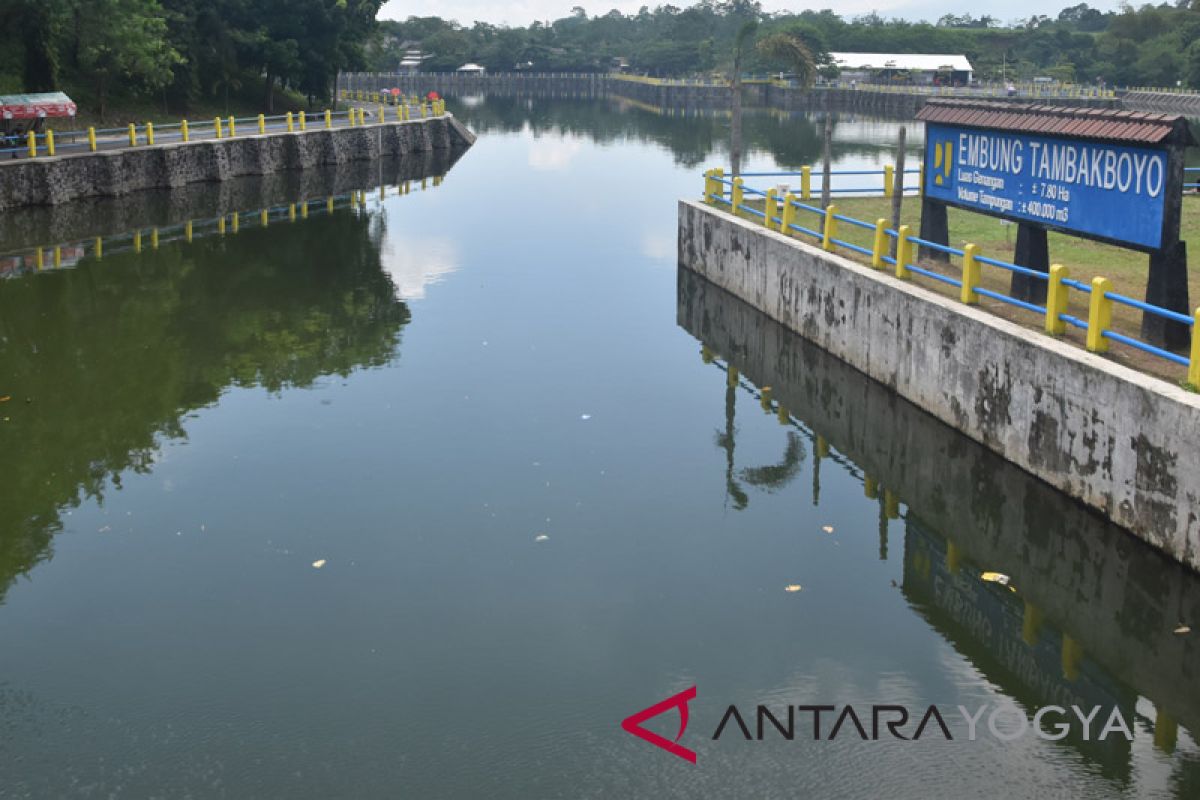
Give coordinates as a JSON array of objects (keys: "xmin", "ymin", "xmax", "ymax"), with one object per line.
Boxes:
[
  {"xmin": 0, "ymin": 116, "xmax": 475, "ymax": 211},
  {"xmin": 678, "ymin": 199, "xmax": 1200, "ymax": 569}
]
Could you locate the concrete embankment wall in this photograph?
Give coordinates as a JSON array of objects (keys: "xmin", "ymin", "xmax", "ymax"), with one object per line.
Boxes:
[
  {"xmin": 0, "ymin": 116, "xmax": 475, "ymax": 211},
  {"xmin": 678, "ymin": 199, "xmax": 1200, "ymax": 569},
  {"xmin": 677, "ymin": 267, "xmax": 1200, "ymax": 734}
]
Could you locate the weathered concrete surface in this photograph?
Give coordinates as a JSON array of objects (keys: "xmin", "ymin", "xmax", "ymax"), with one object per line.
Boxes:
[
  {"xmin": 677, "ymin": 266, "xmax": 1200, "ymax": 746},
  {"xmin": 0, "ymin": 116, "xmax": 475, "ymax": 211},
  {"xmin": 679, "ymin": 199, "xmax": 1200, "ymax": 569}
]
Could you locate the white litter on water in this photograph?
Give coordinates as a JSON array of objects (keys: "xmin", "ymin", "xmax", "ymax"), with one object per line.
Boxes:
[
  {"xmin": 312, "ymin": 559, "xmax": 327, "ymax": 569},
  {"xmin": 535, "ymin": 535, "xmax": 549, "ymax": 542}
]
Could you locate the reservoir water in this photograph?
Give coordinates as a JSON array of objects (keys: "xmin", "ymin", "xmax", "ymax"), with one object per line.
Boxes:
[{"xmin": 1, "ymin": 96, "xmax": 1198, "ymax": 798}]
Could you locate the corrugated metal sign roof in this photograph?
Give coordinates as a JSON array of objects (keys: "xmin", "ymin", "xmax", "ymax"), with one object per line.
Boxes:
[{"xmin": 915, "ymin": 99, "xmax": 1194, "ymax": 145}]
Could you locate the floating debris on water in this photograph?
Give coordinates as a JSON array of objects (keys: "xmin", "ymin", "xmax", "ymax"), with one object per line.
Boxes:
[
  {"xmin": 822, "ymin": 525, "xmax": 834, "ymax": 533},
  {"xmin": 312, "ymin": 559, "xmax": 327, "ymax": 569},
  {"xmin": 981, "ymin": 572, "xmax": 1010, "ymax": 585},
  {"xmin": 1174, "ymin": 625, "xmax": 1191, "ymax": 635},
  {"xmin": 580, "ymin": 414, "xmax": 592, "ymax": 420},
  {"xmin": 535, "ymin": 534, "xmax": 549, "ymax": 542},
  {"xmin": 784, "ymin": 584, "xmax": 802, "ymax": 593}
]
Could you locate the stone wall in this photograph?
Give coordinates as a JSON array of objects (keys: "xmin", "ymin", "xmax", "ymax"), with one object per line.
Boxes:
[
  {"xmin": 0, "ymin": 116, "xmax": 475, "ymax": 211},
  {"xmin": 678, "ymin": 199, "xmax": 1200, "ymax": 569}
]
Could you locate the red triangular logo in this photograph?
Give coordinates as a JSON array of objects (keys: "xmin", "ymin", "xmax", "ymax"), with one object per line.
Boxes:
[{"xmin": 620, "ymin": 686, "xmax": 698, "ymax": 763}]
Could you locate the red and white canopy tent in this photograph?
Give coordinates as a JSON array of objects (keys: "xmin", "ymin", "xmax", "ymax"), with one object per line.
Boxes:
[{"xmin": 0, "ymin": 92, "xmax": 77, "ymax": 135}]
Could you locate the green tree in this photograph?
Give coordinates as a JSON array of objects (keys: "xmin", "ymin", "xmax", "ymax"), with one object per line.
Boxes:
[{"xmin": 75, "ymin": 0, "xmax": 182, "ymax": 118}]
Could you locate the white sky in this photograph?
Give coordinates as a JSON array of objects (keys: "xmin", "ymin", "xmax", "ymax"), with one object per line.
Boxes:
[{"xmin": 378, "ymin": 0, "xmax": 1124, "ymax": 28}]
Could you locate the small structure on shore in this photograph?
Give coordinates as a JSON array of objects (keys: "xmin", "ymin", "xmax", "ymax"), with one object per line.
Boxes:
[{"xmin": 831, "ymin": 53, "xmax": 973, "ymax": 86}]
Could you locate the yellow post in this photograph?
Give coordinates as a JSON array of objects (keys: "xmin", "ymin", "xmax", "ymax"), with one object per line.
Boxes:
[
  {"xmin": 185, "ymin": 220, "xmax": 193, "ymax": 243},
  {"xmin": 883, "ymin": 164, "xmax": 894, "ymax": 198},
  {"xmin": 45, "ymin": 128, "xmax": 55, "ymax": 156},
  {"xmin": 300, "ymin": 200, "xmax": 308, "ymax": 219},
  {"xmin": 324, "ymin": 109, "xmax": 332, "ymax": 129},
  {"xmin": 129, "ymin": 123, "xmax": 137, "ymax": 147},
  {"xmin": 87, "ymin": 126, "xmax": 97, "ymax": 152},
  {"xmin": 26, "ymin": 130, "xmax": 36, "ymax": 158},
  {"xmin": 258, "ymin": 114, "xmax": 266, "ymax": 135},
  {"xmin": 731, "ymin": 178, "xmax": 744, "ymax": 216},
  {"xmin": 214, "ymin": 117, "xmax": 223, "ymax": 139},
  {"xmin": 1086, "ymin": 277, "xmax": 1112, "ymax": 352},
  {"xmin": 145, "ymin": 122, "xmax": 154, "ymax": 147},
  {"xmin": 1045, "ymin": 264, "xmax": 1070, "ymax": 334},
  {"xmin": 228, "ymin": 116, "xmax": 236, "ymax": 137},
  {"xmin": 289, "ymin": 203, "xmax": 296, "ymax": 222},
  {"xmin": 299, "ymin": 111, "xmax": 307, "ymax": 132},
  {"xmin": 780, "ymin": 192, "xmax": 797, "ymax": 234},
  {"xmin": 327, "ymin": 196, "xmax": 335, "ymax": 214},
  {"xmin": 801, "ymin": 165, "xmax": 811, "ymax": 200},
  {"xmin": 134, "ymin": 230, "xmax": 142, "ymax": 253},
  {"xmin": 151, "ymin": 228, "xmax": 159, "ymax": 249},
  {"xmin": 181, "ymin": 119, "xmax": 189, "ymax": 143},
  {"xmin": 961, "ymin": 243, "xmax": 981, "ymax": 304},
  {"xmin": 871, "ymin": 218, "xmax": 887, "ymax": 268},
  {"xmin": 763, "ymin": 188, "xmax": 777, "ymax": 228},
  {"xmin": 895, "ymin": 225, "xmax": 912, "ymax": 279},
  {"xmin": 396, "ymin": 104, "xmax": 404, "ymax": 122},
  {"xmin": 35, "ymin": 248, "xmax": 44, "ymax": 270},
  {"xmin": 378, "ymin": 104, "xmax": 385, "ymax": 124},
  {"xmin": 286, "ymin": 112, "xmax": 294, "ymax": 132},
  {"xmin": 94, "ymin": 237, "xmax": 103, "ymax": 260},
  {"xmin": 53, "ymin": 245, "xmax": 62, "ymax": 267},
  {"xmin": 218, "ymin": 216, "xmax": 226, "ymax": 235},
  {"xmin": 260, "ymin": 208, "xmax": 268, "ymax": 228},
  {"xmin": 821, "ymin": 204, "xmax": 838, "ymax": 251},
  {"xmin": 1188, "ymin": 309, "xmax": 1200, "ymax": 387},
  {"xmin": 231, "ymin": 212, "xmax": 239, "ymax": 233}
]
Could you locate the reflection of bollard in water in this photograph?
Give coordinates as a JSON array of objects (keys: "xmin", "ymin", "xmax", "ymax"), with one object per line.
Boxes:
[
  {"xmin": 864, "ymin": 476, "xmax": 878, "ymax": 499},
  {"xmin": 945, "ymin": 540, "xmax": 960, "ymax": 574},
  {"xmin": 884, "ymin": 489, "xmax": 899, "ymax": 519},
  {"xmin": 776, "ymin": 404, "xmax": 788, "ymax": 425},
  {"xmin": 1022, "ymin": 601, "xmax": 1042, "ymax": 646},
  {"xmin": 1153, "ymin": 705, "xmax": 1178, "ymax": 754},
  {"xmin": 1061, "ymin": 635, "xmax": 1083, "ymax": 682}
]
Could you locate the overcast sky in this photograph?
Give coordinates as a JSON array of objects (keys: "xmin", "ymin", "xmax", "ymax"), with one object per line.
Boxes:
[{"xmin": 379, "ymin": 0, "xmax": 1124, "ymax": 28}]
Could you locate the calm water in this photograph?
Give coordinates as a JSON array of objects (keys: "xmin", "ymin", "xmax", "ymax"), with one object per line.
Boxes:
[{"xmin": 1, "ymin": 97, "xmax": 1198, "ymax": 798}]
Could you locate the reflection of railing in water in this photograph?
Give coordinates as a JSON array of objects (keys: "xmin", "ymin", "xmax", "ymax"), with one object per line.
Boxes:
[
  {"xmin": 677, "ymin": 267, "xmax": 1200, "ymax": 766},
  {"xmin": 0, "ymin": 175, "xmax": 444, "ymax": 280}
]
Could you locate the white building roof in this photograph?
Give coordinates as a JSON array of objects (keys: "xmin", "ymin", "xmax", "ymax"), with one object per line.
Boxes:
[
  {"xmin": 830, "ymin": 52, "xmax": 974, "ymax": 73},
  {"xmin": 457, "ymin": 63, "xmax": 486, "ymax": 72}
]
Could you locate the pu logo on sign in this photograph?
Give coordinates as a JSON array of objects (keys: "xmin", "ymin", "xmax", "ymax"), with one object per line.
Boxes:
[
  {"xmin": 933, "ymin": 140, "xmax": 954, "ymax": 186},
  {"xmin": 620, "ymin": 686, "xmax": 698, "ymax": 763}
]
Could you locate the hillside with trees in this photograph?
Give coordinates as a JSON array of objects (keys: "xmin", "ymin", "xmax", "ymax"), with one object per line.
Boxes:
[{"xmin": 367, "ymin": 1, "xmax": 1200, "ymax": 89}]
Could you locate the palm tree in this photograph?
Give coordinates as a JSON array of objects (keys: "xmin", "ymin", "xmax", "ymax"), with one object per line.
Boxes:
[
  {"xmin": 755, "ymin": 32, "xmax": 819, "ymax": 89},
  {"xmin": 728, "ymin": 20, "xmax": 758, "ymax": 178}
]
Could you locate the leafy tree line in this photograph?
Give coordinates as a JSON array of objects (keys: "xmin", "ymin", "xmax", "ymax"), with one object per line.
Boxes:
[
  {"xmin": 366, "ymin": 1, "xmax": 1200, "ymax": 89},
  {"xmin": 0, "ymin": 0, "xmax": 382, "ymax": 118}
]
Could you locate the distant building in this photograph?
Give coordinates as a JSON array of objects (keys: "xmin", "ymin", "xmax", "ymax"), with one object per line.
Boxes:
[
  {"xmin": 399, "ymin": 48, "xmax": 429, "ymax": 75},
  {"xmin": 830, "ymin": 53, "xmax": 974, "ymax": 87},
  {"xmin": 456, "ymin": 63, "xmax": 486, "ymax": 74}
]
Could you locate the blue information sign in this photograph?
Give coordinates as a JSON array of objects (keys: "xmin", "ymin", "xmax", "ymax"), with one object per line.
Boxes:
[{"xmin": 923, "ymin": 122, "xmax": 1169, "ymax": 250}]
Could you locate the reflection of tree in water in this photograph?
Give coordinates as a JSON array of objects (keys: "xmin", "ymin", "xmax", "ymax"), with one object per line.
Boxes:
[
  {"xmin": 0, "ymin": 210, "xmax": 410, "ymax": 603},
  {"xmin": 454, "ymin": 96, "xmax": 901, "ymax": 169},
  {"xmin": 714, "ymin": 367, "xmax": 805, "ymax": 510}
]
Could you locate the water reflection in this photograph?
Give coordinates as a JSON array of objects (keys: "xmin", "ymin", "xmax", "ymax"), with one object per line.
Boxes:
[
  {"xmin": 678, "ymin": 266, "xmax": 1200, "ymax": 794},
  {"xmin": 0, "ymin": 160, "xmax": 458, "ymax": 608}
]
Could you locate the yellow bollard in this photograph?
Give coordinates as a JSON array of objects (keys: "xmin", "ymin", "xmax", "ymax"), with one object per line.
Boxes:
[
  {"xmin": 801, "ymin": 165, "xmax": 811, "ymax": 200},
  {"xmin": 35, "ymin": 248, "xmax": 44, "ymax": 270},
  {"xmin": 228, "ymin": 116, "xmax": 236, "ymax": 137},
  {"xmin": 151, "ymin": 228, "xmax": 159, "ymax": 249},
  {"xmin": 300, "ymin": 200, "xmax": 308, "ymax": 219},
  {"xmin": 396, "ymin": 104, "xmax": 404, "ymax": 122},
  {"xmin": 1045, "ymin": 264, "xmax": 1070, "ymax": 334},
  {"xmin": 218, "ymin": 216, "xmax": 226, "ymax": 235},
  {"xmin": 286, "ymin": 112, "xmax": 294, "ymax": 133},
  {"xmin": 231, "ymin": 212, "xmax": 239, "ymax": 233},
  {"xmin": 893, "ymin": 225, "xmax": 913, "ymax": 279},
  {"xmin": 94, "ymin": 237, "xmax": 103, "ymax": 260},
  {"xmin": 871, "ymin": 218, "xmax": 887, "ymax": 268},
  {"xmin": 87, "ymin": 126, "xmax": 97, "ymax": 152},
  {"xmin": 299, "ymin": 111, "xmax": 306, "ymax": 132},
  {"xmin": 53, "ymin": 245, "xmax": 62, "ymax": 267},
  {"xmin": 260, "ymin": 208, "xmax": 268, "ymax": 227},
  {"xmin": 185, "ymin": 220, "xmax": 192, "ymax": 243},
  {"xmin": 378, "ymin": 104, "xmax": 385, "ymax": 124},
  {"xmin": 214, "ymin": 117, "xmax": 223, "ymax": 139},
  {"xmin": 26, "ymin": 130, "xmax": 36, "ymax": 158},
  {"xmin": 45, "ymin": 129, "xmax": 54, "ymax": 156},
  {"xmin": 324, "ymin": 109, "xmax": 332, "ymax": 129},
  {"xmin": 327, "ymin": 196, "xmax": 335, "ymax": 214},
  {"xmin": 883, "ymin": 164, "xmax": 894, "ymax": 198},
  {"xmin": 763, "ymin": 188, "xmax": 777, "ymax": 228},
  {"xmin": 780, "ymin": 192, "xmax": 797, "ymax": 234},
  {"xmin": 128, "ymin": 123, "xmax": 137, "ymax": 147},
  {"xmin": 821, "ymin": 204, "xmax": 838, "ymax": 251},
  {"xmin": 1189, "ymin": 309, "xmax": 1200, "ymax": 387},
  {"xmin": 731, "ymin": 178, "xmax": 744, "ymax": 216},
  {"xmin": 258, "ymin": 114, "xmax": 266, "ymax": 135},
  {"xmin": 134, "ymin": 230, "xmax": 142, "ymax": 253},
  {"xmin": 181, "ymin": 119, "xmax": 189, "ymax": 143},
  {"xmin": 961, "ymin": 244, "xmax": 981, "ymax": 304},
  {"xmin": 289, "ymin": 203, "xmax": 296, "ymax": 222},
  {"xmin": 1086, "ymin": 277, "xmax": 1112, "ymax": 352},
  {"xmin": 145, "ymin": 122, "xmax": 154, "ymax": 147}
]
